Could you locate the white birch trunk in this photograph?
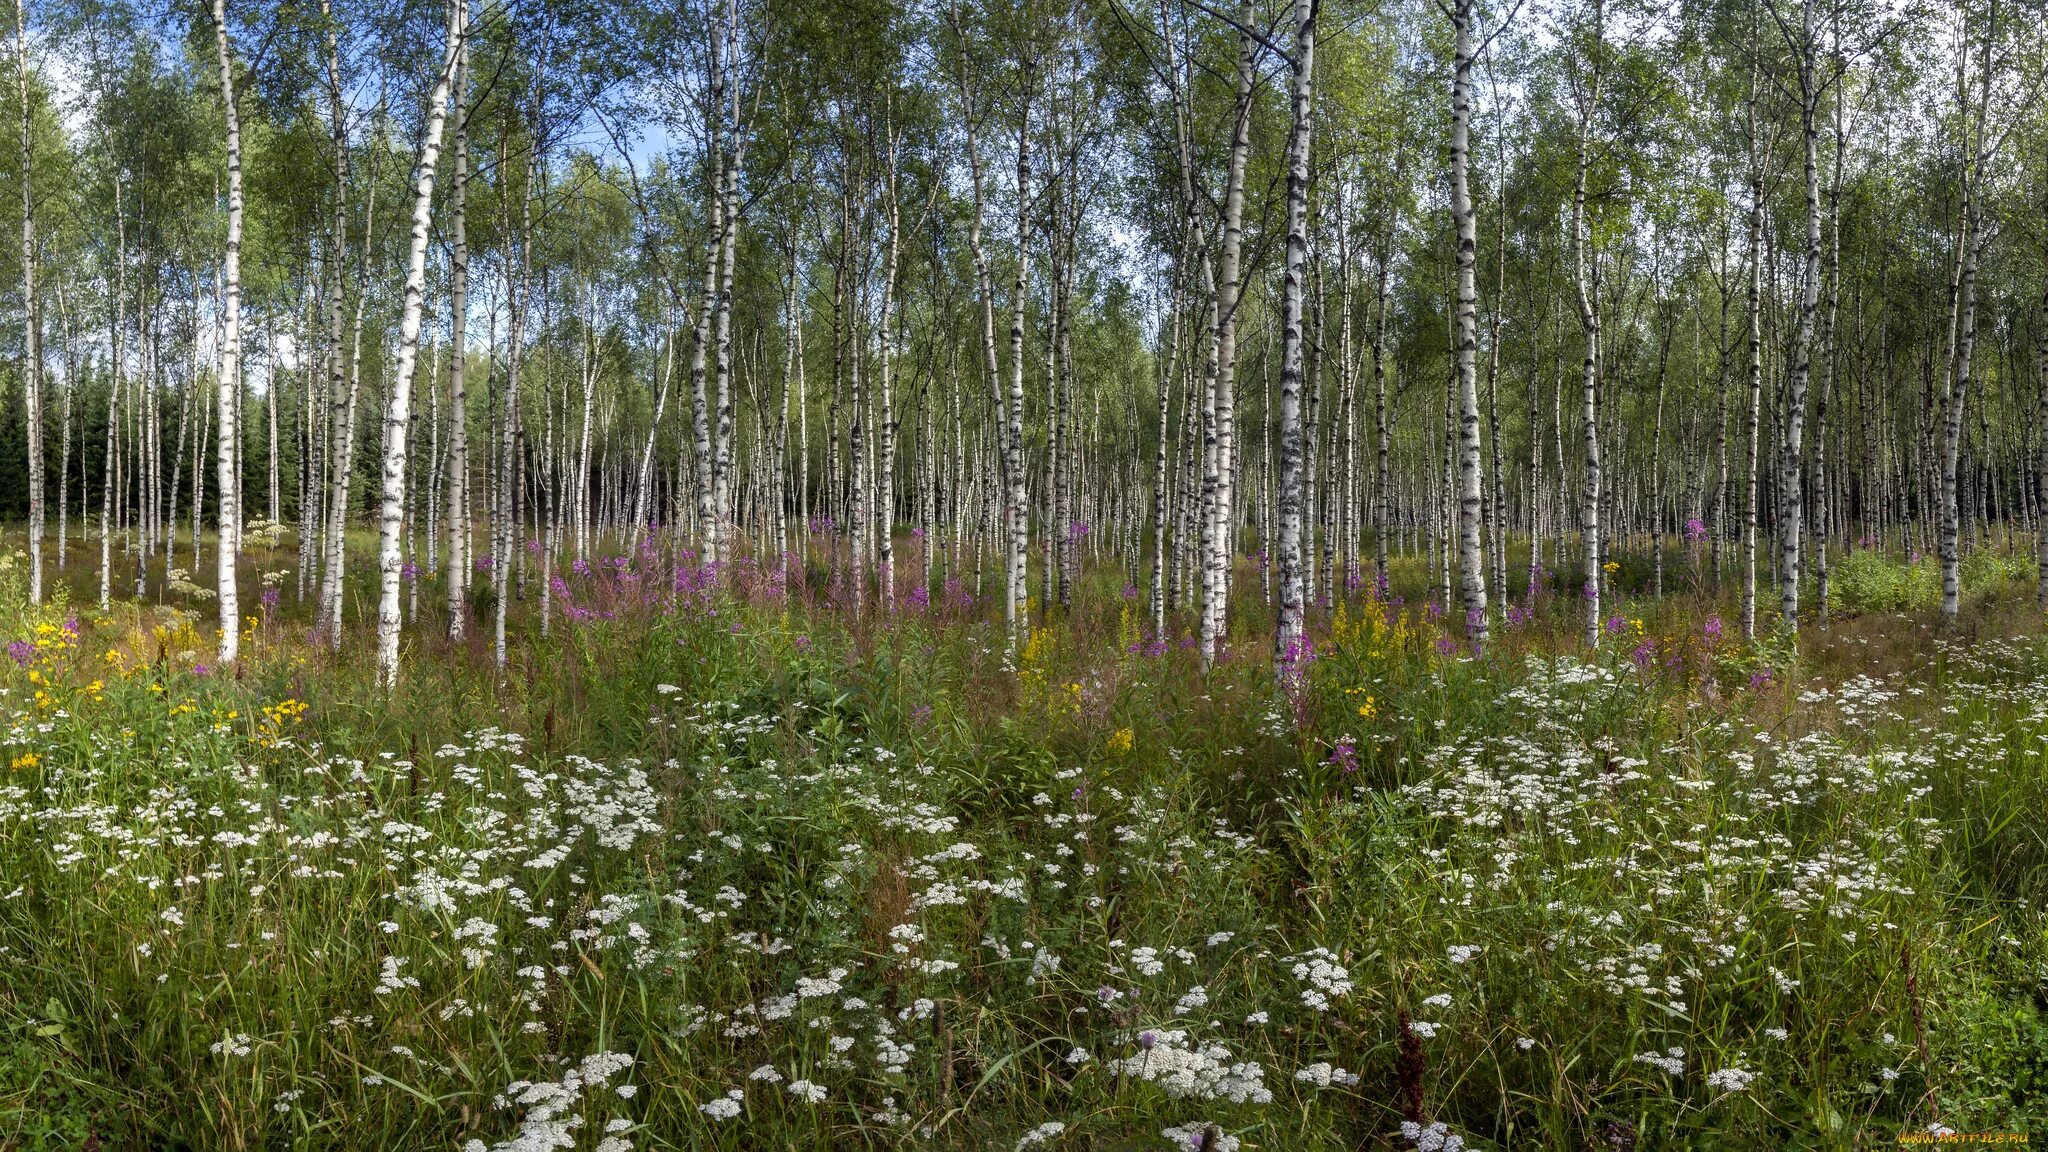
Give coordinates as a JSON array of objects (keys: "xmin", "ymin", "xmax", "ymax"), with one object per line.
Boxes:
[
  {"xmin": 211, "ymin": 0, "xmax": 242, "ymax": 663},
  {"xmin": 1273, "ymin": 0, "xmax": 1315, "ymax": 671},
  {"xmin": 373, "ymin": 1, "xmax": 461, "ymax": 686},
  {"xmin": 1450, "ymin": 0, "xmax": 1488, "ymax": 649}
]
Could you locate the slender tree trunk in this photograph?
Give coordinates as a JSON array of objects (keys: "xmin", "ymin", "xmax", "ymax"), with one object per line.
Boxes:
[
  {"xmin": 1570, "ymin": 0, "xmax": 1605, "ymax": 648},
  {"xmin": 1449, "ymin": 0, "xmax": 1487, "ymax": 649},
  {"xmin": 373, "ymin": 0, "xmax": 460, "ymax": 686},
  {"xmin": 15, "ymin": 0, "xmax": 38, "ymax": 603},
  {"xmin": 1778, "ymin": 5, "xmax": 1821, "ymax": 633},
  {"xmin": 1003, "ymin": 76, "xmax": 1034, "ymax": 646},
  {"xmin": 1201, "ymin": 2, "xmax": 1253, "ymax": 668},
  {"xmin": 1273, "ymin": 0, "xmax": 1316, "ymax": 671},
  {"xmin": 211, "ymin": 0, "xmax": 243, "ymax": 663},
  {"xmin": 877, "ymin": 133, "xmax": 901, "ymax": 612},
  {"xmin": 445, "ymin": 16, "xmax": 469, "ymax": 634}
]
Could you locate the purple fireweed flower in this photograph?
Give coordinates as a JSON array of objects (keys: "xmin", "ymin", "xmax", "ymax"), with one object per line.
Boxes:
[
  {"xmin": 1684, "ymin": 517, "xmax": 1707, "ymax": 542},
  {"xmin": 1604, "ymin": 614, "xmax": 1628, "ymax": 636},
  {"xmin": 1702, "ymin": 616, "xmax": 1723, "ymax": 646},
  {"xmin": 1435, "ymin": 635, "xmax": 1458, "ymax": 657},
  {"xmin": 5, "ymin": 640, "xmax": 30, "ymax": 668},
  {"xmin": 1121, "ymin": 583, "xmax": 1140, "ymax": 599},
  {"xmin": 1280, "ymin": 633, "xmax": 1316, "ymax": 672},
  {"xmin": 1328, "ymin": 739, "xmax": 1359, "ymax": 773},
  {"xmin": 261, "ymin": 588, "xmax": 281, "ymax": 608}
]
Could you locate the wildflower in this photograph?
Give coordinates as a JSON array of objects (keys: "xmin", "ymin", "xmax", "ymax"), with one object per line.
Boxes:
[
  {"xmin": 787, "ymin": 1079, "xmax": 826, "ymax": 1103},
  {"xmin": 1705, "ymin": 1066, "xmax": 1756, "ymax": 1094},
  {"xmin": 1107, "ymin": 727, "xmax": 1134, "ymax": 754},
  {"xmin": 699, "ymin": 1090, "xmax": 744, "ymax": 1119},
  {"xmin": 1108, "ymin": 1029, "xmax": 1270, "ymax": 1103},
  {"xmin": 1162, "ymin": 1124, "xmax": 1240, "ymax": 1152},
  {"xmin": 1288, "ymin": 949, "xmax": 1352, "ymax": 1011},
  {"xmin": 1632, "ymin": 1047, "xmax": 1685, "ymax": 1075},
  {"xmin": 1016, "ymin": 1121, "xmax": 1067, "ymax": 1150},
  {"xmin": 1400, "ymin": 1121, "xmax": 1466, "ymax": 1152},
  {"xmin": 1293, "ymin": 1062, "xmax": 1360, "ymax": 1088},
  {"xmin": 1327, "ymin": 739, "xmax": 1359, "ymax": 773}
]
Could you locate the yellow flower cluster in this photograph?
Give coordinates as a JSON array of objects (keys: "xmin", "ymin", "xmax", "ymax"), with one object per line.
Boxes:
[
  {"xmin": 1106, "ymin": 727, "xmax": 1134, "ymax": 754},
  {"xmin": 1344, "ymin": 686, "xmax": 1379, "ymax": 721}
]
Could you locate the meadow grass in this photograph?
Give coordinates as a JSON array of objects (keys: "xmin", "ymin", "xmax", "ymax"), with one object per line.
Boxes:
[{"xmin": 0, "ymin": 536, "xmax": 2045, "ymax": 1150}]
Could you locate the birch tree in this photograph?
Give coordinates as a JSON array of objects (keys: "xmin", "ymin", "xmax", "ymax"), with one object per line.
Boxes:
[
  {"xmin": 1273, "ymin": 0, "xmax": 1316, "ymax": 671},
  {"xmin": 211, "ymin": 0, "xmax": 243, "ymax": 664},
  {"xmin": 374, "ymin": 0, "xmax": 464, "ymax": 686}
]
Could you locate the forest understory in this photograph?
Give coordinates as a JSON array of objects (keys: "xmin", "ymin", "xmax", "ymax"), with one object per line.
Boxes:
[{"xmin": 1, "ymin": 531, "xmax": 2046, "ymax": 1150}]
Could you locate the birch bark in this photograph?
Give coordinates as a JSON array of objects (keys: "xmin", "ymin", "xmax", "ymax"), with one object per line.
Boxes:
[
  {"xmin": 373, "ymin": 1, "xmax": 462, "ymax": 686},
  {"xmin": 211, "ymin": 0, "xmax": 243, "ymax": 663}
]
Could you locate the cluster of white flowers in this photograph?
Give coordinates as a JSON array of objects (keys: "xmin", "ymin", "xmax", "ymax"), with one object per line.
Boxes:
[
  {"xmin": 1632, "ymin": 1047, "xmax": 1685, "ymax": 1076},
  {"xmin": 1286, "ymin": 948, "xmax": 1353, "ymax": 1011},
  {"xmin": 1705, "ymin": 1065, "xmax": 1756, "ymax": 1093},
  {"xmin": 467, "ymin": 1052, "xmax": 636, "ymax": 1152},
  {"xmin": 1400, "ymin": 1120, "xmax": 1467, "ymax": 1151},
  {"xmin": 1291, "ymin": 1062, "xmax": 1360, "ymax": 1088},
  {"xmin": 1108, "ymin": 1030, "xmax": 1271, "ymax": 1103},
  {"xmin": 1160, "ymin": 1123, "xmax": 1239, "ymax": 1152},
  {"xmin": 1015, "ymin": 1120, "xmax": 1066, "ymax": 1149}
]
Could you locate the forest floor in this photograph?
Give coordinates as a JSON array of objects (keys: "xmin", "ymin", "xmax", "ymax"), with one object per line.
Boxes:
[{"xmin": 1, "ymin": 535, "xmax": 2047, "ymax": 1150}]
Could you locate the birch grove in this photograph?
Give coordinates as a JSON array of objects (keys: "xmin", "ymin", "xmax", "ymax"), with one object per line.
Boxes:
[{"xmin": 0, "ymin": 0, "xmax": 2030, "ymax": 686}]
